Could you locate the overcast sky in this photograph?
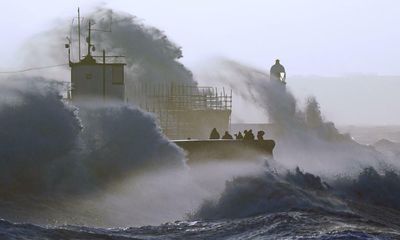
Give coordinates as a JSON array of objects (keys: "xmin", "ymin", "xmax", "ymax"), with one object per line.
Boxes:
[{"xmin": 1, "ymin": 0, "xmax": 399, "ymax": 125}]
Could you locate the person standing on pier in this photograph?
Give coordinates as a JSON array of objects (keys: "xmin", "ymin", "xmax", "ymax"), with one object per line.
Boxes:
[{"xmin": 270, "ymin": 59, "xmax": 286, "ymax": 84}]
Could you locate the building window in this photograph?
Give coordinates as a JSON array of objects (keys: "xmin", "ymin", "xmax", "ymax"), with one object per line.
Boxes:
[{"xmin": 112, "ymin": 66, "xmax": 124, "ymax": 85}]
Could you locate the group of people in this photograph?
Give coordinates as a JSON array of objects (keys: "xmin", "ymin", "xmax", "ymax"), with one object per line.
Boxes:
[{"xmin": 209, "ymin": 128, "xmax": 265, "ymax": 141}]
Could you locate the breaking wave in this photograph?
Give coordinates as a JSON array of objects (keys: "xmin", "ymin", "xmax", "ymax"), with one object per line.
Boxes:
[
  {"xmin": 193, "ymin": 60, "xmax": 400, "ymax": 224},
  {"xmin": 0, "ymin": 77, "xmax": 185, "ymax": 223},
  {"xmin": 194, "ymin": 164, "xmax": 347, "ymax": 220},
  {"xmin": 0, "ymin": 78, "xmax": 82, "ymax": 196},
  {"xmin": 333, "ymin": 167, "xmax": 400, "ymax": 211},
  {"xmin": 194, "ymin": 162, "xmax": 400, "ymax": 221}
]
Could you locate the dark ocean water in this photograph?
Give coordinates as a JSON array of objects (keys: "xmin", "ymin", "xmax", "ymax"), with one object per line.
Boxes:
[
  {"xmin": 2, "ymin": 166, "xmax": 400, "ymax": 239},
  {"xmin": 1, "ymin": 209, "xmax": 400, "ymax": 240}
]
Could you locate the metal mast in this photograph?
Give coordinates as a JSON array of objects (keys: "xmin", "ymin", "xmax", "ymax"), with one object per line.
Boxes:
[
  {"xmin": 87, "ymin": 20, "xmax": 92, "ymax": 56},
  {"xmin": 78, "ymin": 8, "xmax": 81, "ymax": 61}
]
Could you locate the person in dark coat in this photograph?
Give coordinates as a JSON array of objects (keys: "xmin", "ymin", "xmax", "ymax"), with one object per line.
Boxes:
[
  {"xmin": 243, "ymin": 130, "xmax": 249, "ymax": 140},
  {"xmin": 270, "ymin": 59, "xmax": 286, "ymax": 84},
  {"xmin": 209, "ymin": 128, "xmax": 220, "ymax": 139},
  {"xmin": 257, "ymin": 130, "xmax": 265, "ymax": 140},
  {"xmin": 222, "ymin": 131, "xmax": 233, "ymax": 139},
  {"xmin": 244, "ymin": 129, "xmax": 255, "ymax": 140},
  {"xmin": 235, "ymin": 131, "xmax": 244, "ymax": 140},
  {"xmin": 243, "ymin": 130, "xmax": 248, "ymax": 138},
  {"xmin": 248, "ymin": 129, "xmax": 255, "ymax": 140}
]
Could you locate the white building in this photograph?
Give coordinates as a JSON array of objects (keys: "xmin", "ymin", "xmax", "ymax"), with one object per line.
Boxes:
[{"xmin": 70, "ymin": 53, "xmax": 125, "ymax": 101}]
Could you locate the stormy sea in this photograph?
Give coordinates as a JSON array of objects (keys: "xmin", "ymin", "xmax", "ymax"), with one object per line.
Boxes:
[
  {"xmin": 1, "ymin": 7, "xmax": 400, "ymax": 240},
  {"xmin": 1, "ymin": 76, "xmax": 400, "ymax": 240}
]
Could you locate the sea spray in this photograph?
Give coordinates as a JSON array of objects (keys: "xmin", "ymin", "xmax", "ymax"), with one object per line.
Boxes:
[
  {"xmin": 198, "ymin": 59, "xmax": 395, "ymax": 175},
  {"xmin": 89, "ymin": 160, "xmax": 264, "ymax": 226},
  {"xmin": 22, "ymin": 7, "xmax": 196, "ymax": 88},
  {"xmin": 88, "ymin": 8, "xmax": 196, "ymax": 86},
  {"xmin": 0, "ymin": 77, "xmax": 81, "ymax": 195},
  {"xmin": 76, "ymin": 101, "xmax": 185, "ymax": 184},
  {"xmin": 192, "ymin": 59, "xmax": 400, "ymax": 221},
  {"xmin": 0, "ymin": 77, "xmax": 185, "ymax": 221},
  {"xmin": 0, "ymin": 77, "xmax": 266, "ymax": 227}
]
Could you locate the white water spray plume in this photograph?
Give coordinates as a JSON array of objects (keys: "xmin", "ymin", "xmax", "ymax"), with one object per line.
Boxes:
[{"xmin": 0, "ymin": 6, "xmax": 399, "ymax": 239}]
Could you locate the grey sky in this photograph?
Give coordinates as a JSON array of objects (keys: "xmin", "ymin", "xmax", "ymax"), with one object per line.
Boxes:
[{"xmin": 1, "ymin": 0, "xmax": 399, "ymax": 125}]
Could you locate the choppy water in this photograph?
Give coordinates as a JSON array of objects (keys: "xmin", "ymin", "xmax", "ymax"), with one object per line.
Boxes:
[
  {"xmin": 1, "ymin": 209, "xmax": 400, "ymax": 239},
  {"xmin": 2, "ymin": 164, "xmax": 400, "ymax": 239},
  {"xmin": 1, "ymin": 77, "xmax": 400, "ymax": 239}
]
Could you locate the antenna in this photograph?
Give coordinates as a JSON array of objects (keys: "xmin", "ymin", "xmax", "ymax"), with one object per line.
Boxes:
[
  {"xmin": 65, "ymin": 37, "xmax": 71, "ymax": 65},
  {"xmin": 79, "ymin": 12, "xmax": 118, "ymax": 64},
  {"xmin": 78, "ymin": 8, "xmax": 81, "ymax": 61},
  {"xmin": 87, "ymin": 20, "xmax": 94, "ymax": 56}
]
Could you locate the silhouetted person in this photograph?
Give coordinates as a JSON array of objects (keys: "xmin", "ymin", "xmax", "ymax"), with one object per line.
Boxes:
[
  {"xmin": 243, "ymin": 130, "xmax": 249, "ymax": 140},
  {"xmin": 244, "ymin": 129, "xmax": 255, "ymax": 140},
  {"xmin": 235, "ymin": 131, "xmax": 244, "ymax": 140},
  {"xmin": 257, "ymin": 130, "xmax": 265, "ymax": 141},
  {"xmin": 209, "ymin": 128, "xmax": 220, "ymax": 139},
  {"xmin": 249, "ymin": 130, "xmax": 255, "ymax": 140},
  {"xmin": 270, "ymin": 59, "xmax": 286, "ymax": 84},
  {"xmin": 222, "ymin": 131, "xmax": 233, "ymax": 139}
]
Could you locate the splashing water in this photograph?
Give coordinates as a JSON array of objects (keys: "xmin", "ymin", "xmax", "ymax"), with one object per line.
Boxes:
[
  {"xmin": 198, "ymin": 59, "xmax": 398, "ymax": 176},
  {"xmin": 191, "ymin": 59, "xmax": 400, "ymax": 234},
  {"xmin": 0, "ymin": 77, "xmax": 188, "ymax": 224},
  {"xmin": 1, "ymin": 7, "xmax": 400, "ymax": 239}
]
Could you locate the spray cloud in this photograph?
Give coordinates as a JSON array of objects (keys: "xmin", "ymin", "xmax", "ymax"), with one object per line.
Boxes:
[{"xmin": 198, "ymin": 59, "xmax": 397, "ymax": 175}]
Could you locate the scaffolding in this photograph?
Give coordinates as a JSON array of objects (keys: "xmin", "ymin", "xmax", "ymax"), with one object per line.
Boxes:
[{"xmin": 127, "ymin": 83, "xmax": 232, "ymax": 139}]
